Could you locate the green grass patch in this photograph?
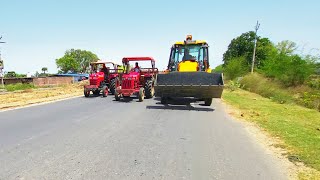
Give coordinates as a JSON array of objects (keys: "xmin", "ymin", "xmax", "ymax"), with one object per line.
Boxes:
[
  {"xmin": 223, "ymin": 89, "xmax": 320, "ymax": 174},
  {"xmin": 239, "ymin": 73, "xmax": 320, "ymax": 111},
  {"xmin": 5, "ymin": 83, "xmax": 35, "ymax": 92}
]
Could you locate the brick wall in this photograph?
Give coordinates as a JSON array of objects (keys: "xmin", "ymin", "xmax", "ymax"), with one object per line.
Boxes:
[
  {"xmin": 3, "ymin": 77, "xmax": 74, "ymax": 86},
  {"xmin": 32, "ymin": 77, "xmax": 74, "ymax": 86},
  {"xmin": 3, "ymin": 78, "xmax": 33, "ymax": 85}
]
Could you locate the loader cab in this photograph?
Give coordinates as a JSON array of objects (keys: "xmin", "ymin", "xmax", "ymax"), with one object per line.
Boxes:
[{"xmin": 168, "ymin": 41, "xmax": 209, "ymax": 72}]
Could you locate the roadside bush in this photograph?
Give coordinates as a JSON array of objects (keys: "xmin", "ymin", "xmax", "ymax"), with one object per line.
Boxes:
[
  {"xmin": 225, "ymin": 80, "xmax": 241, "ymax": 91},
  {"xmin": 224, "ymin": 56, "xmax": 249, "ymax": 80},
  {"xmin": 5, "ymin": 83, "xmax": 35, "ymax": 92},
  {"xmin": 297, "ymin": 91, "xmax": 320, "ymax": 111},
  {"xmin": 307, "ymin": 75, "xmax": 320, "ymax": 90},
  {"xmin": 240, "ymin": 73, "xmax": 293, "ymax": 104},
  {"xmin": 262, "ymin": 54, "xmax": 314, "ymax": 86},
  {"xmin": 239, "ymin": 73, "xmax": 320, "ymax": 111}
]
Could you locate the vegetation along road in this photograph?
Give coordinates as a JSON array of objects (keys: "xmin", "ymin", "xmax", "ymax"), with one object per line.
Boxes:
[{"xmin": 0, "ymin": 96, "xmax": 287, "ymax": 179}]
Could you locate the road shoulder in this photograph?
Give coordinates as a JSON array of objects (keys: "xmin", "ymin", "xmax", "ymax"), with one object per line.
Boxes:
[{"xmin": 0, "ymin": 84, "xmax": 83, "ymax": 112}]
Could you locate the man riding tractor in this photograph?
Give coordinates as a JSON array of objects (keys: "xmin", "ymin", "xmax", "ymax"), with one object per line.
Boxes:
[
  {"xmin": 84, "ymin": 61, "xmax": 121, "ymax": 97},
  {"xmin": 133, "ymin": 62, "xmax": 141, "ymax": 72},
  {"xmin": 114, "ymin": 57, "xmax": 158, "ymax": 102},
  {"xmin": 100, "ymin": 64, "xmax": 109, "ymax": 78}
]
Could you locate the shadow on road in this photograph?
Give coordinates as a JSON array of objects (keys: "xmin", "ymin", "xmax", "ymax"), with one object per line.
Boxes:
[
  {"xmin": 147, "ymin": 98, "xmax": 215, "ymax": 112},
  {"xmin": 112, "ymin": 97, "xmax": 141, "ymax": 103},
  {"xmin": 81, "ymin": 95, "xmax": 102, "ymax": 99},
  {"xmin": 146, "ymin": 104, "xmax": 214, "ymax": 112}
]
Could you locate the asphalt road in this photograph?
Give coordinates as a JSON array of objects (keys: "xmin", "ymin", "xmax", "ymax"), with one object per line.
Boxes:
[{"xmin": 0, "ymin": 96, "xmax": 287, "ymax": 180}]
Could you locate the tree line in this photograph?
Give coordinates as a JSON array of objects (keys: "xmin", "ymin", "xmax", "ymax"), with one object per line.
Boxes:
[
  {"xmin": 3, "ymin": 48, "xmax": 98, "ymax": 77},
  {"xmin": 4, "ymin": 67, "xmax": 49, "ymax": 78},
  {"xmin": 215, "ymin": 31, "xmax": 320, "ymax": 87}
]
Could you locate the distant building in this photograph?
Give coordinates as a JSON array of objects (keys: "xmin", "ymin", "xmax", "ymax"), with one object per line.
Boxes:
[
  {"xmin": 26, "ymin": 72, "xmax": 32, "ymax": 78},
  {"xmin": 54, "ymin": 73, "xmax": 89, "ymax": 82}
]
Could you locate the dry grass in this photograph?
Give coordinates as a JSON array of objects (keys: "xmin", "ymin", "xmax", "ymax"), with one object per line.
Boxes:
[{"xmin": 0, "ymin": 82, "xmax": 86, "ymax": 110}]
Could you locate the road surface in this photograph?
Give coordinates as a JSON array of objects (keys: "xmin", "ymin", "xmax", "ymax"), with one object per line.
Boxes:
[{"xmin": 0, "ymin": 96, "xmax": 287, "ymax": 180}]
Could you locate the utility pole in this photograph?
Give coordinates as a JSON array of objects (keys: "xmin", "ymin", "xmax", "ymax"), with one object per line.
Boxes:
[
  {"xmin": 0, "ymin": 35, "xmax": 6, "ymax": 88},
  {"xmin": 251, "ymin": 21, "xmax": 260, "ymax": 73}
]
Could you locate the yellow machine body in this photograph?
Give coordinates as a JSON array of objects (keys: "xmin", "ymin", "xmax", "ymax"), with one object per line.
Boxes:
[{"xmin": 155, "ymin": 35, "xmax": 224, "ymax": 105}]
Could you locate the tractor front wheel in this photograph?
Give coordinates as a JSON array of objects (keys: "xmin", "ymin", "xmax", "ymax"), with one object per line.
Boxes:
[
  {"xmin": 114, "ymin": 91, "xmax": 121, "ymax": 101},
  {"xmin": 84, "ymin": 89, "xmax": 90, "ymax": 97},
  {"xmin": 102, "ymin": 86, "xmax": 108, "ymax": 97},
  {"xmin": 110, "ymin": 77, "xmax": 119, "ymax": 95},
  {"xmin": 204, "ymin": 98, "xmax": 212, "ymax": 106},
  {"xmin": 138, "ymin": 88, "xmax": 145, "ymax": 102},
  {"xmin": 144, "ymin": 80, "xmax": 154, "ymax": 99}
]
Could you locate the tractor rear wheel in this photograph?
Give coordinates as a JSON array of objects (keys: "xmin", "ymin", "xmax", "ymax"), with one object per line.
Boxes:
[
  {"xmin": 93, "ymin": 90, "xmax": 100, "ymax": 96},
  {"xmin": 138, "ymin": 88, "xmax": 145, "ymax": 102},
  {"xmin": 84, "ymin": 89, "xmax": 90, "ymax": 97},
  {"xmin": 144, "ymin": 80, "xmax": 154, "ymax": 99},
  {"xmin": 110, "ymin": 77, "xmax": 119, "ymax": 95},
  {"xmin": 102, "ymin": 86, "xmax": 108, "ymax": 97},
  {"xmin": 114, "ymin": 91, "xmax": 121, "ymax": 101},
  {"xmin": 204, "ymin": 98, "xmax": 212, "ymax": 106}
]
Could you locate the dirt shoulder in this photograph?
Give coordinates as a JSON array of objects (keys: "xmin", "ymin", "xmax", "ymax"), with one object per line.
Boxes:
[{"xmin": 0, "ymin": 84, "xmax": 83, "ymax": 111}]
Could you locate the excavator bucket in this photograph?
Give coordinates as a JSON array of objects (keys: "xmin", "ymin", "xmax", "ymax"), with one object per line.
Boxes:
[{"xmin": 155, "ymin": 72, "xmax": 224, "ymax": 98}]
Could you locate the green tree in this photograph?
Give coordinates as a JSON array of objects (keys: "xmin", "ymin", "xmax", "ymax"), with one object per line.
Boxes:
[
  {"xmin": 5, "ymin": 71, "xmax": 16, "ymax": 78},
  {"xmin": 263, "ymin": 53, "xmax": 315, "ymax": 86},
  {"xmin": 276, "ymin": 40, "xmax": 297, "ymax": 55},
  {"xmin": 223, "ymin": 31, "xmax": 274, "ymax": 68},
  {"xmin": 4, "ymin": 71, "xmax": 26, "ymax": 78},
  {"xmin": 56, "ymin": 56, "xmax": 79, "ymax": 73},
  {"xmin": 56, "ymin": 49, "xmax": 99, "ymax": 73},
  {"xmin": 316, "ymin": 62, "xmax": 320, "ymax": 75},
  {"xmin": 41, "ymin": 67, "xmax": 48, "ymax": 74},
  {"xmin": 212, "ymin": 64, "xmax": 223, "ymax": 73},
  {"xmin": 35, "ymin": 71, "xmax": 39, "ymax": 77},
  {"xmin": 224, "ymin": 56, "xmax": 249, "ymax": 80}
]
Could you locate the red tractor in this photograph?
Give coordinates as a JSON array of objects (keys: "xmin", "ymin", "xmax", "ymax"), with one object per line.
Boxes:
[
  {"xmin": 114, "ymin": 57, "xmax": 158, "ymax": 102},
  {"xmin": 84, "ymin": 61, "xmax": 122, "ymax": 97}
]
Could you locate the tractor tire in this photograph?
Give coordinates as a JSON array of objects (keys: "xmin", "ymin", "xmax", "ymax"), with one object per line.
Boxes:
[
  {"xmin": 102, "ymin": 86, "xmax": 108, "ymax": 97},
  {"xmin": 160, "ymin": 97, "xmax": 167, "ymax": 104},
  {"xmin": 93, "ymin": 90, "xmax": 100, "ymax": 96},
  {"xmin": 204, "ymin": 98, "xmax": 212, "ymax": 106},
  {"xmin": 84, "ymin": 89, "xmax": 90, "ymax": 97},
  {"xmin": 114, "ymin": 91, "xmax": 121, "ymax": 101},
  {"xmin": 110, "ymin": 77, "xmax": 119, "ymax": 95},
  {"xmin": 144, "ymin": 80, "xmax": 154, "ymax": 99},
  {"xmin": 138, "ymin": 87, "xmax": 145, "ymax": 102}
]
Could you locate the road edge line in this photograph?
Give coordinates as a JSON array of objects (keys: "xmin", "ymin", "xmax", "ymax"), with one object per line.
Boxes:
[{"xmin": 0, "ymin": 95, "xmax": 83, "ymax": 113}]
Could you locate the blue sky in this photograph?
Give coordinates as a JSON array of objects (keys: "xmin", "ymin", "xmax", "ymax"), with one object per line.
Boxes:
[{"xmin": 0, "ymin": 0, "xmax": 319, "ymax": 74}]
